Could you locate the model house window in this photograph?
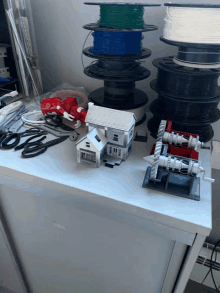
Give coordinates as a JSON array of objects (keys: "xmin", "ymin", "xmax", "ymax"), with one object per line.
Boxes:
[
  {"xmin": 95, "ymin": 135, "xmax": 101, "ymax": 142},
  {"xmin": 109, "ymin": 146, "xmax": 112, "ymax": 154},
  {"xmin": 86, "ymin": 142, "xmax": 90, "ymax": 148},
  {"xmin": 81, "ymin": 151, "xmax": 96, "ymax": 162},
  {"xmin": 113, "ymin": 134, "xmax": 118, "ymax": 141},
  {"xmin": 113, "ymin": 148, "xmax": 117, "ymax": 153},
  {"xmin": 119, "ymin": 149, "xmax": 121, "ymax": 157}
]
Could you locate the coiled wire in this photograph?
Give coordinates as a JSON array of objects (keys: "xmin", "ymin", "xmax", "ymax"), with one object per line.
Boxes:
[{"xmin": 86, "ymin": 60, "xmax": 147, "ymax": 78}]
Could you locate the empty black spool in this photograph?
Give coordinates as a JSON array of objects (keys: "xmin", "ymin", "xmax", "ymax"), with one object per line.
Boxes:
[
  {"xmin": 147, "ymin": 116, "xmax": 214, "ymax": 143},
  {"xmin": 83, "ymin": 51, "xmax": 150, "ymax": 111},
  {"xmin": 88, "ymin": 85, "xmax": 148, "ymax": 110},
  {"xmin": 151, "ymin": 57, "xmax": 220, "ymax": 99}
]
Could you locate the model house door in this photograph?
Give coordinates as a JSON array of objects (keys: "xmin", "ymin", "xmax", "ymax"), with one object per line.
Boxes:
[{"xmin": 113, "ymin": 147, "xmax": 118, "ymax": 157}]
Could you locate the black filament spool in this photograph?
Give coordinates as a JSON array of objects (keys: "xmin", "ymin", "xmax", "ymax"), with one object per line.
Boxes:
[
  {"xmin": 88, "ymin": 82, "xmax": 148, "ymax": 110},
  {"xmin": 147, "ymin": 116, "xmax": 214, "ymax": 143},
  {"xmin": 104, "ymin": 81, "xmax": 135, "ymax": 101},
  {"xmin": 83, "ymin": 23, "xmax": 158, "ymax": 33},
  {"xmin": 151, "ymin": 57, "xmax": 220, "ymax": 99},
  {"xmin": 160, "ymin": 37, "xmax": 220, "ymax": 68},
  {"xmin": 150, "ymin": 96, "xmax": 220, "ymax": 125},
  {"xmin": 176, "ymin": 47, "xmax": 220, "ymax": 67},
  {"xmin": 84, "ymin": 60, "xmax": 150, "ymax": 82}
]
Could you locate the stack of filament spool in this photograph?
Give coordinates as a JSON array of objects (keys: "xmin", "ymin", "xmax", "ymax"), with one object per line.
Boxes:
[
  {"xmin": 148, "ymin": 3, "xmax": 220, "ymax": 142},
  {"xmin": 83, "ymin": 2, "xmax": 160, "ymax": 123}
]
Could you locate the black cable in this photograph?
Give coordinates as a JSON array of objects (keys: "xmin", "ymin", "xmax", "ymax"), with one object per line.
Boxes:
[
  {"xmin": 81, "ymin": 31, "xmax": 92, "ymax": 69},
  {"xmin": 87, "ymin": 60, "xmax": 148, "ymax": 78},
  {"xmin": 210, "ymin": 239, "xmax": 220, "ymax": 293},
  {"xmin": 201, "ymin": 245, "xmax": 217, "ymax": 285},
  {"xmin": 81, "ymin": 31, "xmax": 147, "ymax": 77},
  {"xmin": 201, "ymin": 268, "xmax": 211, "ymax": 285}
]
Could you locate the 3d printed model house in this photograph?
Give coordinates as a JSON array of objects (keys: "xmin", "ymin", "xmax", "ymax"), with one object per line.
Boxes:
[
  {"xmin": 76, "ymin": 128, "xmax": 107, "ymax": 168},
  {"xmin": 85, "ymin": 103, "xmax": 136, "ymax": 161}
]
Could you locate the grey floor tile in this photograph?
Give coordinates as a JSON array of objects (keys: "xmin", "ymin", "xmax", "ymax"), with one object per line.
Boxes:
[{"xmin": 184, "ymin": 280, "xmax": 218, "ymax": 293}]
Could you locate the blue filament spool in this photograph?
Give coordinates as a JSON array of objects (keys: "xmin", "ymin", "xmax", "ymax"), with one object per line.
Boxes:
[{"xmin": 90, "ymin": 31, "xmax": 142, "ymax": 55}]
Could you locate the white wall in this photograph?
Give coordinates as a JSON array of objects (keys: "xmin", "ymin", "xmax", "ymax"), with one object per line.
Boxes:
[{"xmin": 29, "ymin": 0, "xmax": 174, "ymax": 107}]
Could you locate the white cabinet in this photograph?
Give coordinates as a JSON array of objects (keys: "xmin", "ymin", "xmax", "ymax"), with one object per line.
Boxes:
[
  {"xmin": 0, "ymin": 183, "xmax": 188, "ymax": 293},
  {"xmin": 0, "ymin": 120, "xmax": 212, "ymax": 293},
  {"xmin": 0, "ymin": 220, "xmax": 26, "ymax": 293}
]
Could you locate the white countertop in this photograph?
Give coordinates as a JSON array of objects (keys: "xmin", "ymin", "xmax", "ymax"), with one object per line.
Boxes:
[{"xmin": 0, "ymin": 113, "xmax": 212, "ymax": 237}]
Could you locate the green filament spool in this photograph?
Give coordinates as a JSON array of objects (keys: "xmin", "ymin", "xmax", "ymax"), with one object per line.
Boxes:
[
  {"xmin": 84, "ymin": 3, "xmax": 161, "ymax": 30},
  {"xmin": 99, "ymin": 5, "xmax": 144, "ymax": 29}
]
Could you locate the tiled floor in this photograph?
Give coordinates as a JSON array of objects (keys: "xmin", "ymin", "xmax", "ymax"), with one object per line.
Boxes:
[
  {"xmin": 184, "ymin": 280, "xmax": 218, "ymax": 293},
  {"xmin": 0, "ymin": 280, "xmax": 218, "ymax": 293}
]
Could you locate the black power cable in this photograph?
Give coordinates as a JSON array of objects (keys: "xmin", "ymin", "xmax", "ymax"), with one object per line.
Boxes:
[
  {"xmin": 201, "ymin": 244, "xmax": 218, "ymax": 285},
  {"xmin": 210, "ymin": 239, "xmax": 220, "ymax": 292}
]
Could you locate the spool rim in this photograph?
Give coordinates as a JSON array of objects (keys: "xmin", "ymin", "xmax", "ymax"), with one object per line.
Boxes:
[
  {"xmin": 164, "ymin": 3, "xmax": 220, "ymax": 8},
  {"xmin": 152, "ymin": 56, "xmax": 220, "ymax": 75},
  {"xmin": 83, "ymin": 47, "xmax": 151, "ymax": 60},
  {"xmin": 157, "ymin": 93, "xmax": 220, "ymax": 103},
  {"xmin": 150, "ymin": 100, "xmax": 220, "ymax": 125},
  {"xmin": 84, "ymin": 2, "xmax": 161, "ymax": 6},
  {"xmin": 160, "ymin": 37, "xmax": 220, "ymax": 49},
  {"xmin": 83, "ymin": 23, "xmax": 158, "ymax": 32},
  {"xmin": 173, "ymin": 57, "xmax": 220, "ymax": 69}
]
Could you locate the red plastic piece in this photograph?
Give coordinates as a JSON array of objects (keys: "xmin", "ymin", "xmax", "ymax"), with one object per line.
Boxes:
[
  {"xmin": 150, "ymin": 120, "xmax": 199, "ymax": 160},
  {"xmin": 166, "ymin": 121, "xmax": 172, "ymax": 133},
  {"xmin": 41, "ymin": 97, "xmax": 87, "ymax": 126}
]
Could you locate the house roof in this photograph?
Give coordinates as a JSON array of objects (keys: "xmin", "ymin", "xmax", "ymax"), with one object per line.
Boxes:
[
  {"xmin": 85, "ymin": 103, "xmax": 136, "ymax": 132},
  {"xmin": 76, "ymin": 128, "xmax": 107, "ymax": 151}
]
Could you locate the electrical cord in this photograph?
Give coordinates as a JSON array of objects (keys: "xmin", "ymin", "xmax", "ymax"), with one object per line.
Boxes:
[
  {"xmin": 87, "ymin": 60, "xmax": 147, "ymax": 78},
  {"xmin": 210, "ymin": 239, "xmax": 220, "ymax": 292},
  {"xmin": 81, "ymin": 31, "xmax": 92, "ymax": 69},
  {"xmin": 201, "ymin": 244, "xmax": 217, "ymax": 285},
  {"xmin": 21, "ymin": 111, "xmax": 46, "ymax": 125},
  {"xmin": 81, "ymin": 31, "xmax": 147, "ymax": 76}
]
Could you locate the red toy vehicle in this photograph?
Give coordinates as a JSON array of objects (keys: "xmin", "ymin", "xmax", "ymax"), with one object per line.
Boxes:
[{"xmin": 41, "ymin": 96, "xmax": 87, "ymax": 128}]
